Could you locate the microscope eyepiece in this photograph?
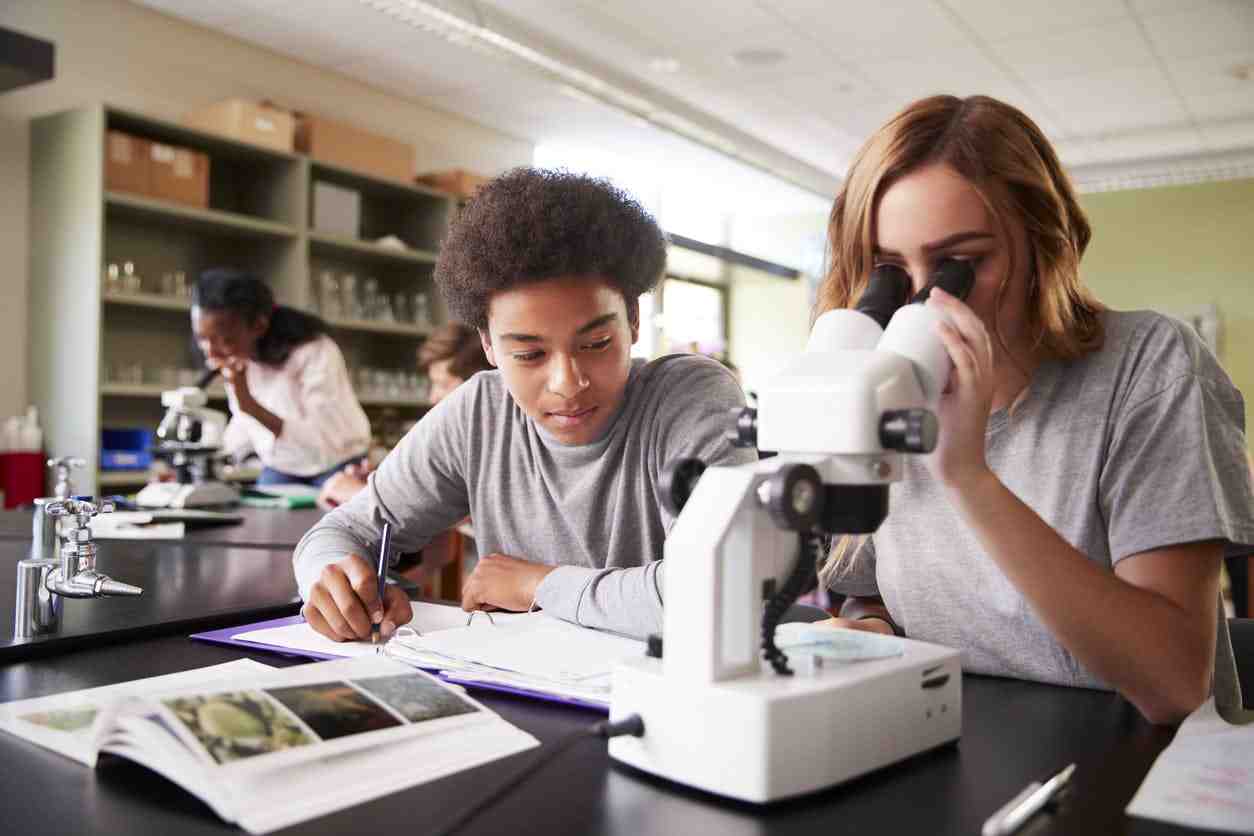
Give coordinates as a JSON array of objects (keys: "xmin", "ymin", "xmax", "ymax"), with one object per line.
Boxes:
[
  {"xmin": 856, "ymin": 264, "xmax": 912, "ymax": 330},
  {"xmin": 909, "ymin": 258, "xmax": 975, "ymax": 304}
]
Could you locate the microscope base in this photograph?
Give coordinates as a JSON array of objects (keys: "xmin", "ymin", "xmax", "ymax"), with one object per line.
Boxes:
[
  {"xmin": 608, "ymin": 636, "xmax": 961, "ymax": 803},
  {"xmin": 135, "ymin": 481, "xmax": 240, "ymax": 509}
]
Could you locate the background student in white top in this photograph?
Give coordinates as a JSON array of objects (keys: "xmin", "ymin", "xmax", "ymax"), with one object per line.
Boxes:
[
  {"xmin": 818, "ymin": 95, "xmax": 1254, "ymax": 725},
  {"xmin": 190, "ymin": 269, "xmax": 370, "ymax": 487}
]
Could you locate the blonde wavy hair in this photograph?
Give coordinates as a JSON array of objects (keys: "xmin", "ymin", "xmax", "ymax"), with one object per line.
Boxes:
[{"xmin": 817, "ymin": 95, "xmax": 1106, "ymax": 590}]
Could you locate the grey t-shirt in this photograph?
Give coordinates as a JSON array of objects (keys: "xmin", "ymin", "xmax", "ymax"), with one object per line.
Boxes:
[
  {"xmin": 828, "ymin": 310, "xmax": 1254, "ymax": 689},
  {"xmin": 293, "ymin": 354, "xmax": 755, "ymax": 638}
]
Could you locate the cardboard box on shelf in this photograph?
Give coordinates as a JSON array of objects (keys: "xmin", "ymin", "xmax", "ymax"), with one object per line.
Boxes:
[
  {"xmin": 416, "ymin": 169, "xmax": 490, "ymax": 200},
  {"xmin": 104, "ymin": 131, "xmax": 151, "ymax": 196},
  {"xmin": 294, "ymin": 112, "xmax": 413, "ymax": 182},
  {"xmin": 183, "ymin": 98, "xmax": 294, "ymax": 152},
  {"xmin": 149, "ymin": 142, "xmax": 209, "ymax": 208}
]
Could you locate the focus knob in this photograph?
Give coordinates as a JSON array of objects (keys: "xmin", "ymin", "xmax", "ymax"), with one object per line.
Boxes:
[
  {"xmin": 726, "ymin": 406, "xmax": 757, "ymax": 449},
  {"xmin": 879, "ymin": 409, "xmax": 938, "ymax": 454},
  {"xmin": 660, "ymin": 458, "xmax": 707, "ymax": 516}
]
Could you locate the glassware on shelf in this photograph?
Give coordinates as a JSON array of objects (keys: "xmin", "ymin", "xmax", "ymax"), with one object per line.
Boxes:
[
  {"xmin": 103, "ymin": 263, "xmax": 122, "ymax": 295},
  {"xmin": 362, "ymin": 277, "xmax": 381, "ymax": 321},
  {"xmin": 122, "ymin": 261, "xmax": 142, "ymax": 294},
  {"xmin": 319, "ymin": 271, "xmax": 342, "ymax": 319},
  {"xmin": 340, "ymin": 273, "xmax": 360, "ymax": 320},
  {"xmin": 412, "ymin": 292, "xmax": 430, "ymax": 327},
  {"xmin": 393, "ymin": 292, "xmax": 410, "ymax": 324},
  {"xmin": 377, "ymin": 293, "xmax": 395, "ymax": 323},
  {"xmin": 159, "ymin": 270, "xmax": 191, "ymax": 300}
]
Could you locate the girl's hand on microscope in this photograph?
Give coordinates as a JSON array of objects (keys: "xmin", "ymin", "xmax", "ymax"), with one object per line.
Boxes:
[{"xmin": 220, "ymin": 357, "xmax": 256, "ymax": 409}]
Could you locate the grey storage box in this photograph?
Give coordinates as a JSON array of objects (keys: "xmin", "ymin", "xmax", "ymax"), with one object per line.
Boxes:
[{"xmin": 312, "ymin": 180, "xmax": 361, "ymax": 238}]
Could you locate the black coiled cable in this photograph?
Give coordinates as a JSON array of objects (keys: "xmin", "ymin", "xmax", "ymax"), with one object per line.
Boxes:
[{"xmin": 761, "ymin": 532, "xmax": 823, "ymax": 676}]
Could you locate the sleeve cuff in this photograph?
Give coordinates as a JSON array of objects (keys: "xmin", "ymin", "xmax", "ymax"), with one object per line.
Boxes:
[{"xmin": 534, "ymin": 565, "xmax": 599, "ymax": 624}]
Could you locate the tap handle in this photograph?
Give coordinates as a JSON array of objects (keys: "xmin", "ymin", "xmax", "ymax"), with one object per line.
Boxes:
[
  {"xmin": 45, "ymin": 497, "xmax": 113, "ymax": 529},
  {"xmin": 46, "ymin": 457, "xmax": 86, "ymax": 499}
]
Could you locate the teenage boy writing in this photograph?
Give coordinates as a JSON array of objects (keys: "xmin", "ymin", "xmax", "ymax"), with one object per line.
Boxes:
[{"xmin": 294, "ymin": 168, "xmax": 755, "ymax": 641}]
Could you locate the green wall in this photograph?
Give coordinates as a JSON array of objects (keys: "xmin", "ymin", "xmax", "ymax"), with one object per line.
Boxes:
[{"xmin": 1080, "ymin": 177, "xmax": 1254, "ymax": 437}]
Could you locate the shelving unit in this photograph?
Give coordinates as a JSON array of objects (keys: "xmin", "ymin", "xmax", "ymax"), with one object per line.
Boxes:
[{"xmin": 29, "ymin": 104, "xmax": 456, "ymax": 494}]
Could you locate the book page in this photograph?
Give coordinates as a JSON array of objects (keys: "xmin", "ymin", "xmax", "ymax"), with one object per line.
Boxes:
[
  {"xmin": 128, "ymin": 657, "xmax": 498, "ymax": 776},
  {"xmin": 231, "ymin": 601, "xmax": 528, "ymax": 659},
  {"xmin": 392, "ymin": 613, "xmax": 645, "ymax": 684},
  {"xmin": 89, "ymin": 657, "xmax": 537, "ymax": 834},
  {"xmin": 0, "ymin": 659, "xmax": 273, "ymax": 766},
  {"xmin": 1126, "ymin": 697, "xmax": 1254, "ymax": 833}
]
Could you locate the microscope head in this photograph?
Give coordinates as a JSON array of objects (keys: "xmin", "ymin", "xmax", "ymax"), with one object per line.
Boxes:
[{"xmin": 155, "ymin": 386, "xmax": 228, "ymax": 448}]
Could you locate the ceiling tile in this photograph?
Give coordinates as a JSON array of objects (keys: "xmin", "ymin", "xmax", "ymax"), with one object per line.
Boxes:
[
  {"xmin": 1128, "ymin": 0, "xmax": 1223, "ymax": 16},
  {"xmin": 1139, "ymin": 0, "xmax": 1254, "ymax": 59},
  {"xmin": 1030, "ymin": 65, "xmax": 1190, "ymax": 135},
  {"xmin": 941, "ymin": 0, "xmax": 1129, "ymax": 42},
  {"xmin": 765, "ymin": 0, "xmax": 971, "ymax": 60},
  {"xmin": 680, "ymin": 28, "xmax": 854, "ymax": 85},
  {"xmin": 571, "ymin": 0, "xmax": 785, "ymax": 48},
  {"xmin": 1185, "ymin": 90, "xmax": 1254, "ymax": 123},
  {"xmin": 986, "ymin": 19, "xmax": 1157, "ymax": 81},
  {"xmin": 1164, "ymin": 50, "xmax": 1254, "ymax": 95},
  {"xmin": 1198, "ymin": 117, "xmax": 1254, "ymax": 152}
]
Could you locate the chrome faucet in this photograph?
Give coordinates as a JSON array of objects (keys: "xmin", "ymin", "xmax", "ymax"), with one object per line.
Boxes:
[{"xmin": 15, "ymin": 497, "xmax": 143, "ymax": 638}]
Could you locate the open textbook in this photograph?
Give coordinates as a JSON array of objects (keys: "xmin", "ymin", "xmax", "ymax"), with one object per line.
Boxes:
[
  {"xmin": 0, "ymin": 656, "xmax": 537, "ymax": 834},
  {"xmin": 208, "ymin": 602, "xmax": 908, "ymax": 710}
]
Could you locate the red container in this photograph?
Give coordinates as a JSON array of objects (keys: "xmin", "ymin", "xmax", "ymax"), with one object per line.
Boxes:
[{"xmin": 0, "ymin": 451, "xmax": 44, "ymax": 508}]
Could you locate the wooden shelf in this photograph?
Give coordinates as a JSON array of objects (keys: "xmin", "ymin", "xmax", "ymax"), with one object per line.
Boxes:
[
  {"xmin": 357, "ymin": 395, "xmax": 432, "ymax": 408},
  {"xmin": 98, "ymin": 468, "xmax": 260, "ymax": 487},
  {"xmin": 308, "ymin": 230, "xmax": 438, "ymax": 266},
  {"xmin": 325, "ymin": 317, "xmax": 432, "ymax": 337},
  {"xmin": 103, "ymin": 292, "xmax": 191, "ymax": 312},
  {"xmin": 106, "ymin": 192, "xmax": 299, "ymax": 240},
  {"xmin": 311, "ymin": 159, "xmax": 450, "ymax": 201},
  {"xmin": 108, "ymin": 107, "xmax": 300, "ymax": 164},
  {"xmin": 102, "ymin": 383, "xmax": 228, "ymax": 400},
  {"xmin": 99, "ymin": 471, "xmax": 148, "ymax": 487}
]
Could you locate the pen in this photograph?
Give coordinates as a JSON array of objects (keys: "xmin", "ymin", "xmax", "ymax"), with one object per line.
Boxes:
[
  {"xmin": 981, "ymin": 763, "xmax": 1075, "ymax": 836},
  {"xmin": 372, "ymin": 522, "xmax": 392, "ymax": 649}
]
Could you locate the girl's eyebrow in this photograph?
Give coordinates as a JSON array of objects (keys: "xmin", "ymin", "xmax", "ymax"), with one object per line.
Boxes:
[{"xmin": 874, "ymin": 231, "xmax": 995, "ymax": 257}]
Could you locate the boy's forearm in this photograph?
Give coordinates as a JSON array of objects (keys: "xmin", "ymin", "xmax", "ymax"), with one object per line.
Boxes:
[{"xmin": 535, "ymin": 562, "xmax": 664, "ymax": 639}]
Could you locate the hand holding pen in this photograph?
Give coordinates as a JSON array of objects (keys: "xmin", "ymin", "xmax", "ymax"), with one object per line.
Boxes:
[
  {"xmin": 300, "ymin": 526, "xmax": 412, "ymax": 643},
  {"xmin": 372, "ymin": 522, "xmax": 392, "ymax": 649}
]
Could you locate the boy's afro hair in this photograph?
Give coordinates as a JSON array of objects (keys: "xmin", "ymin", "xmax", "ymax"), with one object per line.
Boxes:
[{"xmin": 434, "ymin": 167, "xmax": 667, "ymax": 329}]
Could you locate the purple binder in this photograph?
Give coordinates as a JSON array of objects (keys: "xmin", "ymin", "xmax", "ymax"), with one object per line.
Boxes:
[{"xmin": 191, "ymin": 617, "xmax": 609, "ymax": 713}]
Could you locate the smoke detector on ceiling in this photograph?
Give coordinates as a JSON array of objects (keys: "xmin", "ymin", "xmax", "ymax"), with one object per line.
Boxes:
[{"xmin": 729, "ymin": 48, "xmax": 787, "ymax": 68}]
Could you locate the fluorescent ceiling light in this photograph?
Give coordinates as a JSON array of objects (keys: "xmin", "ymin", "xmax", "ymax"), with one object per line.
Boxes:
[{"xmin": 356, "ymin": 0, "xmax": 821, "ymax": 194}]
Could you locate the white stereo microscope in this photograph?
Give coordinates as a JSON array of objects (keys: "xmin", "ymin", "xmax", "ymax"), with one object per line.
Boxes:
[
  {"xmin": 609, "ymin": 261, "xmax": 975, "ymax": 803},
  {"xmin": 135, "ymin": 384, "xmax": 240, "ymax": 508}
]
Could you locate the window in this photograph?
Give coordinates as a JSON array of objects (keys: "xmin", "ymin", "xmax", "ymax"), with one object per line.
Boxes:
[{"xmin": 660, "ymin": 278, "xmax": 725, "ymax": 358}]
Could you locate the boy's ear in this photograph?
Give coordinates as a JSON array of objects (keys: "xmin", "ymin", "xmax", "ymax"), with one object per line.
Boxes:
[{"xmin": 478, "ymin": 328, "xmax": 498, "ymax": 367}]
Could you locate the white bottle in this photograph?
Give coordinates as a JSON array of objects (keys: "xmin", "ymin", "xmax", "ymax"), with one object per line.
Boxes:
[
  {"xmin": 1, "ymin": 415, "xmax": 20, "ymax": 452},
  {"xmin": 20, "ymin": 405, "xmax": 43, "ymax": 452}
]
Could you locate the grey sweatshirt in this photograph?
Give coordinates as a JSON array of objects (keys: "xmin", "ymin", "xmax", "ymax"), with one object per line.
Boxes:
[{"xmin": 292, "ymin": 354, "xmax": 756, "ymax": 638}]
